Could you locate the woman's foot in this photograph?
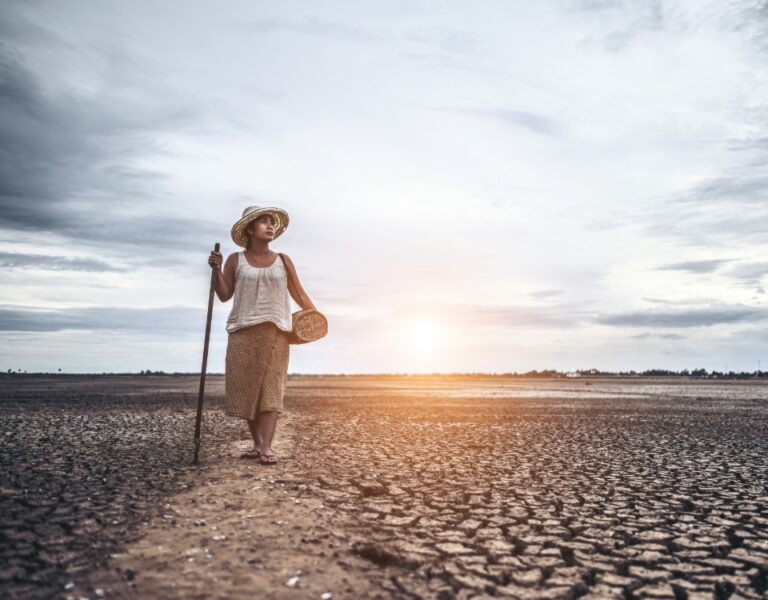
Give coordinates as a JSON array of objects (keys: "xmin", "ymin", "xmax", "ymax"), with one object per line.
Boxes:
[
  {"xmin": 240, "ymin": 447, "xmax": 261, "ymax": 459},
  {"xmin": 259, "ymin": 451, "xmax": 278, "ymax": 465}
]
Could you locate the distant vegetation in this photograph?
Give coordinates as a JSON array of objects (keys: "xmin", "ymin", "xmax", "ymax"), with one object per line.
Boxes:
[
  {"xmin": 2, "ymin": 368, "xmax": 768, "ymax": 379},
  {"xmin": 327, "ymin": 369, "xmax": 768, "ymax": 380}
]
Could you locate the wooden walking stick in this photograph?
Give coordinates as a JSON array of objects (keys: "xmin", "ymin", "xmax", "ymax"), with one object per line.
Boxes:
[{"xmin": 194, "ymin": 242, "xmax": 220, "ymax": 465}]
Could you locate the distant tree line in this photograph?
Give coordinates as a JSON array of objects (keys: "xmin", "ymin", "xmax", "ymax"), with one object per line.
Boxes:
[
  {"xmin": 327, "ymin": 369, "xmax": 768, "ymax": 379},
  {"xmin": 3, "ymin": 368, "xmax": 768, "ymax": 379}
]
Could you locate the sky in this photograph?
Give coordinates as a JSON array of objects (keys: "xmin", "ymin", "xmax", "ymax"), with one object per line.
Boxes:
[{"xmin": 2, "ymin": 0, "xmax": 768, "ymax": 374}]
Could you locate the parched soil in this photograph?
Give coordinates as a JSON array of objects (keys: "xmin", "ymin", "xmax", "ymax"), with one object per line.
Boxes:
[
  {"xmin": 0, "ymin": 375, "xmax": 240, "ymax": 599},
  {"xmin": 1, "ymin": 375, "xmax": 768, "ymax": 599}
]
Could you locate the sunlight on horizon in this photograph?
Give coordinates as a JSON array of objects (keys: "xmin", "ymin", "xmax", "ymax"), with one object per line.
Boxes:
[{"xmin": 408, "ymin": 319, "xmax": 443, "ymax": 354}]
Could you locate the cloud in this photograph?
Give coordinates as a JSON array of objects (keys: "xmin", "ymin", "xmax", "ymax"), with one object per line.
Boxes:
[
  {"xmin": 566, "ymin": 0, "xmax": 768, "ymax": 63},
  {"xmin": 643, "ymin": 210, "xmax": 768, "ymax": 246},
  {"xmin": 450, "ymin": 304, "xmax": 576, "ymax": 328},
  {"xmin": 328, "ymin": 302, "xmax": 582, "ymax": 339},
  {"xmin": 563, "ymin": 0, "xmax": 665, "ymax": 53},
  {"xmin": 640, "ymin": 171, "xmax": 768, "ymax": 246},
  {"xmin": 631, "ymin": 332, "xmax": 684, "ymax": 340},
  {"xmin": 725, "ymin": 262, "xmax": 768, "ymax": 286},
  {"xmin": 0, "ymin": 305, "xmax": 206, "ymax": 333},
  {"xmin": 657, "ymin": 259, "xmax": 731, "ymax": 274},
  {"xmin": 0, "ymin": 301, "xmax": 579, "ymax": 339},
  {"xmin": 0, "ymin": 10, "xmax": 218, "ymax": 250},
  {"xmin": 0, "ymin": 252, "xmax": 125, "ymax": 272},
  {"xmin": 565, "ymin": 0, "xmax": 619, "ymax": 11},
  {"xmin": 641, "ymin": 296, "xmax": 723, "ymax": 306},
  {"xmin": 245, "ymin": 17, "xmax": 382, "ymax": 43},
  {"xmin": 675, "ymin": 175, "xmax": 768, "ymax": 206},
  {"xmin": 243, "ymin": 17, "xmax": 478, "ymax": 67},
  {"xmin": 434, "ymin": 107, "xmax": 563, "ymax": 137},
  {"xmin": 597, "ymin": 305, "xmax": 768, "ymax": 328},
  {"xmin": 398, "ymin": 302, "xmax": 581, "ymax": 329},
  {"xmin": 527, "ymin": 289, "xmax": 565, "ymax": 299},
  {"xmin": 729, "ymin": 135, "xmax": 768, "ymax": 152},
  {"xmin": 659, "ymin": 332, "xmax": 684, "ymax": 340},
  {"xmin": 399, "ymin": 27, "xmax": 478, "ymax": 64}
]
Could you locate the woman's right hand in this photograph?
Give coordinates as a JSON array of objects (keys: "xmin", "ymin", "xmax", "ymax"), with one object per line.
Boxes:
[{"xmin": 208, "ymin": 251, "xmax": 223, "ymax": 269}]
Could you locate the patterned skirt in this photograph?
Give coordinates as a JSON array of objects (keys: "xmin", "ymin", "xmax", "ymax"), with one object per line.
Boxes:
[{"xmin": 224, "ymin": 321, "xmax": 290, "ymax": 419}]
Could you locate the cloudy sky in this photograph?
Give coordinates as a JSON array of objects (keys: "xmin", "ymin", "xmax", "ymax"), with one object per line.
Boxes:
[{"xmin": 2, "ymin": 0, "xmax": 768, "ymax": 374}]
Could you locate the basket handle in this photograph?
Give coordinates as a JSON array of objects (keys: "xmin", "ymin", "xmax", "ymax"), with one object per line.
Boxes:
[
  {"xmin": 278, "ymin": 253, "xmax": 299, "ymax": 309},
  {"xmin": 279, "ymin": 253, "xmax": 318, "ymax": 315}
]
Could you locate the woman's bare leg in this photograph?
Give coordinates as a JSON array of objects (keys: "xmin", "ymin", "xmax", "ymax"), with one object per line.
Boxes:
[
  {"xmin": 257, "ymin": 410, "xmax": 278, "ymax": 456},
  {"xmin": 247, "ymin": 417, "xmax": 261, "ymax": 448}
]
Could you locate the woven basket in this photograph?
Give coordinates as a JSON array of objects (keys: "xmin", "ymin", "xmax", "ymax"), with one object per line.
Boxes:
[{"xmin": 287, "ymin": 309, "xmax": 328, "ymax": 345}]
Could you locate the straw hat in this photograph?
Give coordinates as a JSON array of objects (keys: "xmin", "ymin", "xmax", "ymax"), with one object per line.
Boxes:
[{"xmin": 231, "ymin": 205, "xmax": 290, "ymax": 247}]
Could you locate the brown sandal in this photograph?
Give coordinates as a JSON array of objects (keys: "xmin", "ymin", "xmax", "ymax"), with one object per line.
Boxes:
[
  {"xmin": 259, "ymin": 453, "xmax": 278, "ymax": 465},
  {"xmin": 240, "ymin": 448, "xmax": 261, "ymax": 459}
]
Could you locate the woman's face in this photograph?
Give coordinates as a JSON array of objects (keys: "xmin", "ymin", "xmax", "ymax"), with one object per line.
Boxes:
[{"xmin": 246, "ymin": 214, "xmax": 276, "ymax": 243}]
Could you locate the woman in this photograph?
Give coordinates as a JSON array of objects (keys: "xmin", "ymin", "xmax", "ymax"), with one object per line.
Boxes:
[{"xmin": 207, "ymin": 205, "xmax": 317, "ymax": 465}]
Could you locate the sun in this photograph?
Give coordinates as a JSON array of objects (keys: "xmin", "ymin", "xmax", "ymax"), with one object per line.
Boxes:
[{"xmin": 409, "ymin": 320, "xmax": 442, "ymax": 352}]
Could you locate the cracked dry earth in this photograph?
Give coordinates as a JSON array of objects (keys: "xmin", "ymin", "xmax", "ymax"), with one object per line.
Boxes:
[
  {"xmin": 287, "ymin": 377, "xmax": 768, "ymax": 600},
  {"xmin": 1, "ymin": 376, "xmax": 768, "ymax": 599}
]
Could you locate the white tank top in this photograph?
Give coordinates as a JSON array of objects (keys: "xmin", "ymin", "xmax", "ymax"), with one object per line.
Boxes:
[{"xmin": 226, "ymin": 252, "xmax": 292, "ymax": 334}]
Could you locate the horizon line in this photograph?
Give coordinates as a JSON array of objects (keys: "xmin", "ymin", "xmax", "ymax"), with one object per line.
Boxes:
[{"xmin": 2, "ymin": 369, "xmax": 767, "ymax": 378}]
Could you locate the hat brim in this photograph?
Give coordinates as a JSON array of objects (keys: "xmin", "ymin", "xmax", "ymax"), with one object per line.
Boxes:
[{"xmin": 231, "ymin": 208, "xmax": 289, "ymax": 247}]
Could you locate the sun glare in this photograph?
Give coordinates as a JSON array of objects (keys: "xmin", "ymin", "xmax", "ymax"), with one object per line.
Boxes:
[{"xmin": 409, "ymin": 320, "xmax": 442, "ymax": 352}]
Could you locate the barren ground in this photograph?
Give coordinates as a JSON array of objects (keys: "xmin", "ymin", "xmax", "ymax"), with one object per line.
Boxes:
[{"xmin": 1, "ymin": 375, "xmax": 768, "ymax": 599}]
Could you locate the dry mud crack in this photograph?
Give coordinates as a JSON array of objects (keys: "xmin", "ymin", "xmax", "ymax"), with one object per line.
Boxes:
[
  {"xmin": 286, "ymin": 377, "xmax": 768, "ymax": 600},
  {"xmin": 2, "ymin": 375, "xmax": 768, "ymax": 599},
  {"xmin": 79, "ymin": 411, "xmax": 385, "ymax": 599}
]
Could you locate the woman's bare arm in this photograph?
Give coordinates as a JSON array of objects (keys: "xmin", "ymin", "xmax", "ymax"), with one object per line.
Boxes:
[
  {"xmin": 208, "ymin": 251, "xmax": 238, "ymax": 302},
  {"xmin": 281, "ymin": 254, "xmax": 317, "ymax": 311}
]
